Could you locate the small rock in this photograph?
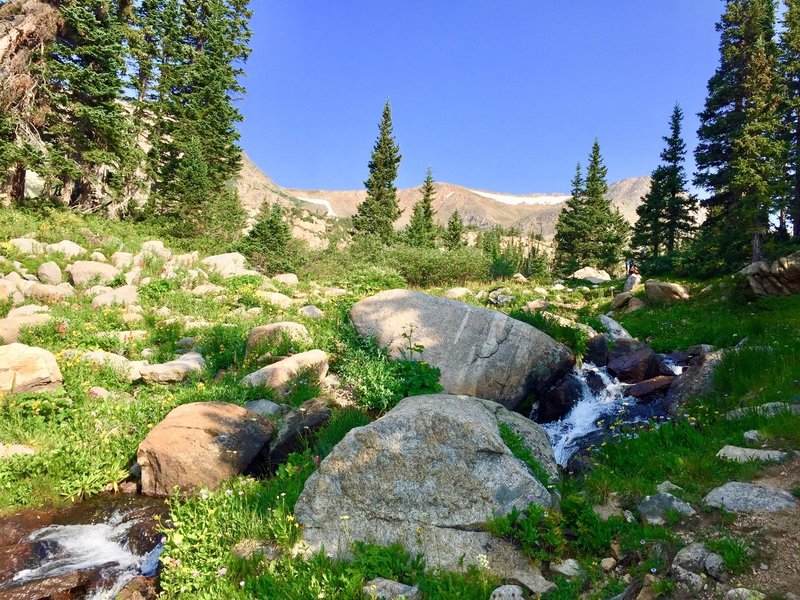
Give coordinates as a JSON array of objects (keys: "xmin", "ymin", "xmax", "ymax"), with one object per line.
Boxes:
[
  {"xmin": 551, "ymin": 558, "xmax": 582, "ymax": 578},
  {"xmin": 232, "ymin": 538, "xmax": 281, "ymax": 561},
  {"xmin": 671, "ymin": 564, "xmax": 704, "ymax": 592},
  {"xmin": 118, "ymin": 481, "xmax": 138, "ymax": 495},
  {"xmin": 90, "ymin": 251, "xmax": 107, "ymax": 262},
  {"xmin": 704, "ymin": 552, "xmax": 727, "ymax": 581},
  {"xmin": 725, "ymin": 589, "xmax": 766, "ymax": 600},
  {"xmin": 258, "ymin": 291, "xmax": 293, "ymax": 308},
  {"xmin": 743, "ymin": 430, "xmax": 762, "ymax": 443},
  {"xmin": 600, "ymin": 557, "xmax": 617, "ymax": 572},
  {"xmin": 272, "ymin": 273, "xmax": 299, "ymax": 287},
  {"xmin": 89, "ymin": 386, "xmax": 112, "ymax": 399},
  {"xmin": 363, "ymin": 578, "xmax": 420, "ymax": 600},
  {"xmin": 704, "ymin": 482, "xmax": 797, "ymax": 512},
  {"xmin": 522, "ymin": 298, "xmax": 548, "ymax": 313},
  {"xmin": 37, "ymin": 262, "xmax": 62, "ymax": 285},
  {"xmin": 443, "ymin": 287, "xmax": 470, "ymax": 300},
  {"xmin": 0, "ymin": 443, "xmax": 36, "ymax": 459},
  {"xmin": 246, "ymin": 322, "xmax": 310, "ymax": 353},
  {"xmin": 243, "ymin": 399, "xmax": 287, "ymax": 417},
  {"xmin": 593, "ymin": 493, "xmax": 624, "ymax": 521},
  {"xmin": 140, "ymin": 352, "xmax": 205, "ymax": 384},
  {"xmin": 716, "ymin": 445, "xmax": 787, "ymax": 463},
  {"xmin": 638, "ymin": 492, "xmax": 695, "ymax": 525},
  {"xmin": 299, "ymin": 305, "xmax": 324, "ymax": 319},
  {"xmin": 656, "ymin": 480, "xmax": 683, "ymax": 494},
  {"xmin": 598, "ymin": 315, "xmax": 632, "ymax": 341},
  {"xmin": 241, "ymin": 350, "xmax": 328, "ymax": 395},
  {"xmin": 489, "ymin": 584, "xmax": 526, "ymax": 600}
]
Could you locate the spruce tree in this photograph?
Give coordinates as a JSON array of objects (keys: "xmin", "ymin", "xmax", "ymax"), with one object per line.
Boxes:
[
  {"xmin": 554, "ymin": 141, "xmax": 629, "ymax": 276},
  {"xmin": 780, "ymin": 0, "xmax": 800, "ymax": 238},
  {"xmin": 694, "ymin": 0, "xmax": 786, "ymax": 265},
  {"xmin": 405, "ymin": 168, "xmax": 437, "ymax": 247},
  {"xmin": 444, "ymin": 210, "xmax": 466, "ymax": 250},
  {"xmin": 352, "ymin": 100, "xmax": 402, "ymax": 242},
  {"xmin": 42, "ymin": 0, "xmax": 135, "ymax": 208},
  {"xmin": 633, "ymin": 104, "xmax": 696, "ymax": 261}
]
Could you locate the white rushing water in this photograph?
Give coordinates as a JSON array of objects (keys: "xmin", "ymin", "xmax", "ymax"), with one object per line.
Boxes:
[
  {"xmin": 543, "ymin": 363, "xmax": 631, "ymax": 466},
  {"xmin": 12, "ymin": 510, "xmax": 163, "ymax": 600}
]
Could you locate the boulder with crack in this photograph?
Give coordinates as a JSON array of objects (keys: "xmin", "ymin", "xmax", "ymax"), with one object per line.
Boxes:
[
  {"xmin": 350, "ymin": 290, "xmax": 574, "ymax": 411},
  {"xmin": 294, "ymin": 394, "xmax": 557, "ymax": 595}
]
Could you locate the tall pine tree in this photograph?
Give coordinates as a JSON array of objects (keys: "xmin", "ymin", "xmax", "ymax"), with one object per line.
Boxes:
[
  {"xmin": 554, "ymin": 141, "xmax": 629, "ymax": 276},
  {"xmin": 694, "ymin": 0, "xmax": 785, "ymax": 266},
  {"xmin": 780, "ymin": 0, "xmax": 800, "ymax": 239},
  {"xmin": 42, "ymin": 0, "xmax": 136, "ymax": 209},
  {"xmin": 352, "ymin": 99, "xmax": 402, "ymax": 243},
  {"xmin": 405, "ymin": 168, "xmax": 437, "ymax": 247},
  {"xmin": 633, "ymin": 104, "xmax": 696, "ymax": 262}
]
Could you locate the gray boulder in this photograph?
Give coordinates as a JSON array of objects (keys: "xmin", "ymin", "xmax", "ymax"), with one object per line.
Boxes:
[
  {"xmin": 350, "ymin": 290, "xmax": 574, "ymax": 410},
  {"xmin": 294, "ymin": 394, "xmax": 557, "ymax": 595},
  {"xmin": 598, "ymin": 315, "xmax": 632, "ymax": 341},
  {"xmin": 489, "ymin": 585, "xmax": 526, "ymax": 600},
  {"xmin": 704, "ymin": 482, "xmax": 797, "ymax": 512},
  {"xmin": 739, "ymin": 251, "xmax": 800, "ymax": 296},
  {"xmin": 666, "ymin": 350, "xmax": 724, "ymax": 415},
  {"xmin": 140, "ymin": 352, "xmax": 206, "ymax": 384},
  {"xmin": 241, "ymin": 350, "xmax": 328, "ymax": 395},
  {"xmin": 37, "ymin": 262, "xmax": 62, "ymax": 285},
  {"xmin": 363, "ymin": 578, "xmax": 420, "ymax": 600},
  {"xmin": 716, "ymin": 445, "xmax": 787, "ymax": 463},
  {"xmin": 66, "ymin": 261, "xmax": 120, "ymax": 286},
  {"xmin": 623, "ymin": 273, "xmax": 642, "ymax": 292}
]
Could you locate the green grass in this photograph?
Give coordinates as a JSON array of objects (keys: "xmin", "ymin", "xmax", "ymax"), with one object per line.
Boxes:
[
  {"xmin": 706, "ymin": 537, "xmax": 752, "ymax": 575},
  {"xmin": 498, "ymin": 422, "xmax": 553, "ymax": 487}
]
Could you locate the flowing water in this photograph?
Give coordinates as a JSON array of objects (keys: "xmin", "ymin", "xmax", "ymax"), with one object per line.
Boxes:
[{"xmin": 0, "ymin": 495, "xmax": 165, "ymax": 599}]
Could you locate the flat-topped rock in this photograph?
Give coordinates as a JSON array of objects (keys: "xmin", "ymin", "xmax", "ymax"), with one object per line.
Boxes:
[
  {"xmin": 704, "ymin": 482, "xmax": 797, "ymax": 512},
  {"xmin": 443, "ymin": 287, "xmax": 471, "ymax": 299},
  {"xmin": 140, "ymin": 352, "xmax": 205, "ymax": 384},
  {"xmin": 91, "ymin": 285, "xmax": 139, "ymax": 308},
  {"xmin": 241, "ymin": 350, "xmax": 328, "ymax": 395},
  {"xmin": 258, "ymin": 291, "xmax": 292, "ymax": 308},
  {"xmin": 0, "ymin": 344, "xmax": 62, "ymax": 393},
  {"xmin": 28, "ymin": 282, "xmax": 74, "ymax": 303},
  {"xmin": 716, "ymin": 445, "xmax": 788, "ymax": 463},
  {"xmin": 572, "ymin": 266, "xmax": 611, "ymax": 284},
  {"xmin": 46, "ymin": 240, "xmax": 87, "ymax": 258},
  {"xmin": 9, "ymin": 238, "xmax": 44, "ymax": 255},
  {"xmin": 37, "ymin": 262, "xmax": 62, "ymax": 285},
  {"xmin": 272, "ymin": 273, "xmax": 299, "ymax": 287},
  {"xmin": 298, "ymin": 305, "xmax": 323, "ymax": 319},
  {"xmin": 350, "ymin": 290, "xmax": 574, "ymax": 411},
  {"xmin": 645, "ymin": 279, "xmax": 690, "ymax": 303},
  {"xmin": 66, "ymin": 261, "xmax": 120, "ymax": 286},
  {"xmin": 78, "ymin": 350, "xmax": 145, "ymax": 382},
  {"xmin": 0, "ymin": 313, "xmax": 52, "ymax": 344}
]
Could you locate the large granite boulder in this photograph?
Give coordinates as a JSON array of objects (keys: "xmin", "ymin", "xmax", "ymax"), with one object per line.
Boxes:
[
  {"xmin": 739, "ymin": 251, "xmax": 800, "ymax": 296},
  {"xmin": 0, "ymin": 313, "xmax": 52, "ymax": 344},
  {"xmin": 704, "ymin": 482, "xmax": 797, "ymax": 512},
  {"xmin": 295, "ymin": 394, "xmax": 557, "ymax": 594},
  {"xmin": 137, "ymin": 402, "xmax": 274, "ymax": 496},
  {"xmin": 91, "ymin": 285, "xmax": 139, "ymax": 309},
  {"xmin": 201, "ymin": 253, "xmax": 249, "ymax": 278},
  {"xmin": 645, "ymin": 280, "xmax": 690, "ymax": 303},
  {"xmin": 0, "ymin": 344, "xmax": 62, "ymax": 393},
  {"xmin": 350, "ymin": 290, "xmax": 574, "ymax": 410},
  {"xmin": 607, "ymin": 343, "xmax": 660, "ymax": 384}
]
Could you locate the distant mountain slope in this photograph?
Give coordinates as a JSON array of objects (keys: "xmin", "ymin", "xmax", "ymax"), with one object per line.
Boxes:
[{"xmin": 284, "ymin": 176, "xmax": 652, "ymax": 240}]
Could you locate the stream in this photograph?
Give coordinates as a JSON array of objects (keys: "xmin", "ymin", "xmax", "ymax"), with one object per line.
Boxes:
[
  {"xmin": 543, "ymin": 362, "xmax": 676, "ymax": 466},
  {"xmin": 0, "ymin": 494, "xmax": 165, "ymax": 599}
]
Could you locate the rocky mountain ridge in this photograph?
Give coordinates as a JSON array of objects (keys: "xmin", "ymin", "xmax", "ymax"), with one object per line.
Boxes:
[{"xmin": 237, "ymin": 155, "xmax": 651, "ymax": 240}]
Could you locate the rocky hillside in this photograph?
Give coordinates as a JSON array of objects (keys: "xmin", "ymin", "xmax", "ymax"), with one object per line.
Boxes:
[{"xmin": 283, "ymin": 176, "xmax": 652, "ymax": 239}]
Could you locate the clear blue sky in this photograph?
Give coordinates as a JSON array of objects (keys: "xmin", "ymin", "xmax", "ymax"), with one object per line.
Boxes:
[{"xmin": 238, "ymin": 1, "xmax": 723, "ymax": 194}]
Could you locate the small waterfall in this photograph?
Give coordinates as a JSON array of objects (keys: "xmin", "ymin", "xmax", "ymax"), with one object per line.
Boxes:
[
  {"xmin": 3, "ymin": 499, "xmax": 164, "ymax": 600},
  {"xmin": 543, "ymin": 363, "xmax": 631, "ymax": 466}
]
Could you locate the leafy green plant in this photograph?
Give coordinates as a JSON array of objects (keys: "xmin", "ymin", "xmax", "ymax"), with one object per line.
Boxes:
[
  {"xmin": 486, "ymin": 504, "xmax": 566, "ymax": 562},
  {"xmin": 197, "ymin": 323, "xmax": 248, "ymax": 375},
  {"xmin": 352, "ymin": 541, "xmax": 424, "ymax": 583}
]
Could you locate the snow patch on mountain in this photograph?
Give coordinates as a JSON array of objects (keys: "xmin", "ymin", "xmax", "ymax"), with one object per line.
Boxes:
[{"xmin": 468, "ymin": 190, "xmax": 572, "ymax": 206}]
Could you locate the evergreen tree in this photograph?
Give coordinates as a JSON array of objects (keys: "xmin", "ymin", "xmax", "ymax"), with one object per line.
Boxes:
[
  {"xmin": 444, "ymin": 210, "xmax": 466, "ymax": 250},
  {"xmin": 405, "ymin": 168, "xmax": 437, "ymax": 247},
  {"xmin": 780, "ymin": 0, "xmax": 800, "ymax": 238},
  {"xmin": 694, "ymin": 0, "xmax": 786, "ymax": 265},
  {"xmin": 42, "ymin": 0, "xmax": 136, "ymax": 208},
  {"xmin": 633, "ymin": 104, "xmax": 696, "ymax": 261},
  {"xmin": 352, "ymin": 100, "xmax": 402, "ymax": 242},
  {"xmin": 240, "ymin": 202, "xmax": 295, "ymax": 273},
  {"xmin": 554, "ymin": 141, "xmax": 629, "ymax": 276}
]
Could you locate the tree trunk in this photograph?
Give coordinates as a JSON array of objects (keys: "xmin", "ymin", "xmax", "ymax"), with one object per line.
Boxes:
[
  {"xmin": 752, "ymin": 231, "xmax": 762, "ymax": 264},
  {"xmin": 9, "ymin": 164, "xmax": 26, "ymax": 203},
  {"xmin": 795, "ymin": 118, "xmax": 800, "ymax": 239}
]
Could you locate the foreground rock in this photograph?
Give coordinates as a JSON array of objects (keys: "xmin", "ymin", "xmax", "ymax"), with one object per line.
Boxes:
[
  {"xmin": 0, "ymin": 313, "xmax": 52, "ymax": 344},
  {"xmin": 739, "ymin": 251, "xmax": 800, "ymax": 296},
  {"xmin": 363, "ymin": 578, "xmax": 420, "ymax": 600},
  {"xmin": 0, "ymin": 344, "xmax": 62, "ymax": 393},
  {"xmin": 201, "ymin": 252, "xmax": 250, "ymax": 278},
  {"xmin": 137, "ymin": 402, "xmax": 274, "ymax": 496},
  {"xmin": 607, "ymin": 343, "xmax": 660, "ymax": 384},
  {"xmin": 704, "ymin": 482, "xmax": 797, "ymax": 512},
  {"xmin": 241, "ymin": 350, "xmax": 328, "ymax": 395},
  {"xmin": 295, "ymin": 394, "xmax": 557, "ymax": 594},
  {"xmin": 350, "ymin": 290, "xmax": 574, "ymax": 411}
]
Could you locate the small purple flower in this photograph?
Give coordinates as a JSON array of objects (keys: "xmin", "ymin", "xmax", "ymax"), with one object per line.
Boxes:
[{"xmin": 217, "ymin": 567, "xmax": 228, "ymax": 576}]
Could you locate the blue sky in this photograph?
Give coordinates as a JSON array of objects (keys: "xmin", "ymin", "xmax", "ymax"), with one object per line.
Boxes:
[{"xmin": 238, "ymin": 1, "xmax": 723, "ymax": 194}]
